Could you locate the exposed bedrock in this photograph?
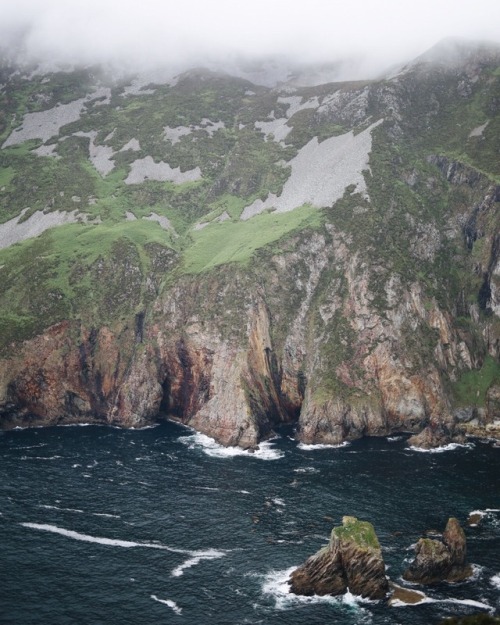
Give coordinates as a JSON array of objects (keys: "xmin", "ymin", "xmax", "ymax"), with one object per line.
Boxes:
[
  {"xmin": 0, "ymin": 174, "xmax": 499, "ymax": 448},
  {"xmin": 403, "ymin": 518, "xmax": 473, "ymax": 584},
  {"xmin": 289, "ymin": 516, "xmax": 389, "ymax": 600},
  {"xmin": 0, "ymin": 251, "xmax": 498, "ymax": 449}
]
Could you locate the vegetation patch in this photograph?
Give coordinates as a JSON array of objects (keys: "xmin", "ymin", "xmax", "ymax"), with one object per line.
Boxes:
[
  {"xmin": 332, "ymin": 517, "xmax": 381, "ymax": 551},
  {"xmin": 452, "ymin": 355, "xmax": 500, "ymax": 408},
  {"xmin": 182, "ymin": 204, "xmax": 322, "ymax": 273},
  {"xmin": 0, "ymin": 220, "xmax": 177, "ymax": 350}
]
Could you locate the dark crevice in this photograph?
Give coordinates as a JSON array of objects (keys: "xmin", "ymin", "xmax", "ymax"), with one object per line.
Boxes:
[
  {"xmin": 158, "ymin": 377, "xmax": 181, "ymax": 418},
  {"xmin": 478, "ymin": 274, "xmax": 492, "ymax": 312},
  {"xmin": 134, "ymin": 311, "xmax": 145, "ymax": 343}
]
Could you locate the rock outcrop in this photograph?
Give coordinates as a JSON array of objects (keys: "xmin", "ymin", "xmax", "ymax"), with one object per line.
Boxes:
[
  {"xmin": 403, "ymin": 518, "xmax": 473, "ymax": 584},
  {"xmin": 288, "ymin": 516, "xmax": 389, "ymax": 600}
]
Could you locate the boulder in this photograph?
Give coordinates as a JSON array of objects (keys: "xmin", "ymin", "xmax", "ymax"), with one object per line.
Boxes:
[
  {"xmin": 403, "ymin": 517, "xmax": 473, "ymax": 584},
  {"xmin": 289, "ymin": 516, "xmax": 389, "ymax": 600}
]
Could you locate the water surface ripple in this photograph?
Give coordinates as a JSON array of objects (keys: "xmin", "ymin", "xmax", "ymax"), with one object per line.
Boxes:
[{"xmin": 1, "ymin": 422, "xmax": 499, "ymax": 624}]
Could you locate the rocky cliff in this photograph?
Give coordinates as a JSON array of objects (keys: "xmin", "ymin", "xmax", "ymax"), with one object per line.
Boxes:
[{"xmin": 0, "ymin": 40, "xmax": 499, "ymax": 447}]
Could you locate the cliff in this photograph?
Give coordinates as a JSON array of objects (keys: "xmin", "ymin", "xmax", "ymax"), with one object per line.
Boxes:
[{"xmin": 0, "ymin": 41, "xmax": 499, "ymax": 447}]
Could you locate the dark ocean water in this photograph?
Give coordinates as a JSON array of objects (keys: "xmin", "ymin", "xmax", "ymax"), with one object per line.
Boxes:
[{"xmin": 1, "ymin": 421, "xmax": 499, "ymax": 625}]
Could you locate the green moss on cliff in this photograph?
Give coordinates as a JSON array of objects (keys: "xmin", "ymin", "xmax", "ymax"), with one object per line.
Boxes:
[
  {"xmin": 0, "ymin": 220, "xmax": 177, "ymax": 351},
  {"xmin": 332, "ymin": 517, "xmax": 381, "ymax": 551},
  {"xmin": 452, "ymin": 355, "xmax": 500, "ymax": 408}
]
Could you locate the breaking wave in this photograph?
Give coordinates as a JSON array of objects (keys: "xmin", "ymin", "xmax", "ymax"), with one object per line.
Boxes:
[
  {"xmin": 260, "ymin": 567, "xmax": 374, "ymax": 613},
  {"xmin": 408, "ymin": 442, "xmax": 474, "ymax": 453},
  {"xmin": 297, "ymin": 442, "xmax": 350, "ymax": 450},
  {"xmin": 178, "ymin": 432, "xmax": 284, "ymax": 460}
]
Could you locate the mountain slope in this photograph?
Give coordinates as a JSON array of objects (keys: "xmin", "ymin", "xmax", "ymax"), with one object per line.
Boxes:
[{"xmin": 0, "ymin": 42, "xmax": 499, "ymax": 448}]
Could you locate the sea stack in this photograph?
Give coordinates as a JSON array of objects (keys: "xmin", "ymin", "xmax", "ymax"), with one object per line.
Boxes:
[
  {"xmin": 289, "ymin": 516, "xmax": 389, "ymax": 600},
  {"xmin": 403, "ymin": 517, "xmax": 473, "ymax": 584}
]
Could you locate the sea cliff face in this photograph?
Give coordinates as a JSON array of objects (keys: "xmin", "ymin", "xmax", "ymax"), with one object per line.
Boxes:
[{"xmin": 0, "ymin": 41, "xmax": 499, "ymax": 447}]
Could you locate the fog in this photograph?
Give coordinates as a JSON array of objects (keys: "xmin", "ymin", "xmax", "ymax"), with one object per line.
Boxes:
[{"xmin": 2, "ymin": 0, "xmax": 500, "ymax": 79}]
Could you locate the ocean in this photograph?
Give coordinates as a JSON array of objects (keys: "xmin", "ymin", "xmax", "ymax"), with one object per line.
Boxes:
[{"xmin": 1, "ymin": 421, "xmax": 499, "ymax": 624}]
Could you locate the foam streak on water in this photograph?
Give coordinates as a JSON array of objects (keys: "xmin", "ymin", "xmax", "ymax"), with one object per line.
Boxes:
[
  {"xmin": 151, "ymin": 595, "xmax": 183, "ymax": 614},
  {"xmin": 21, "ymin": 523, "xmax": 226, "ymax": 576}
]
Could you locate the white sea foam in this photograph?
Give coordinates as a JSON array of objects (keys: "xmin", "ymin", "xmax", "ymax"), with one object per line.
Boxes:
[
  {"xmin": 293, "ymin": 466, "xmax": 320, "ymax": 473},
  {"xmin": 151, "ymin": 595, "xmax": 182, "ymax": 614},
  {"xmin": 491, "ymin": 574, "xmax": 500, "ymax": 589},
  {"xmin": 261, "ymin": 567, "xmax": 372, "ymax": 611},
  {"xmin": 171, "ymin": 550, "xmax": 225, "ymax": 577},
  {"xmin": 439, "ymin": 598, "xmax": 493, "ymax": 612},
  {"xmin": 178, "ymin": 432, "xmax": 284, "ymax": 460},
  {"xmin": 469, "ymin": 509, "xmax": 487, "ymax": 518},
  {"xmin": 272, "ymin": 498, "xmax": 285, "ymax": 507},
  {"xmin": 468, "ymin": 510, "xmax": 487, "ymax": 526},
  {"xmin": 387, "ymin": 436, "xmax": 404, "ymax": 442},
  {"xmin": 21, "ymin": 455, "xmax": 62, "ymax": 461},
  {"xmin": 409, "ymin": 442, "xmax": 474, "ymax": 453},
  {"xmin": 21, "ymin": 523, "xmax": 226, "ymax": 576},
  {"xmin": 468, "ymin": 565, "xmax": 485, "ymax": 584},
  {"xmin": 392, "ymin": 593, "xmax": 493, "ymax": 612},
  {"xmin": 390, "ymin": 597, "xmax": 430, "ymax": 607},
  {"xmin": 297, "ymin": 442, "xmax": 350, "ymax": 450},
  {"xmin": 40, "ymin": 505, "xmax": 85, "ymax": 514}
]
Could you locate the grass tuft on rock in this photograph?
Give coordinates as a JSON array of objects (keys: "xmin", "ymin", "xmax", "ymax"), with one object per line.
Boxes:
[{"xmin": 332, "ymin": 516, "xmax": 381, "ymax": 551}]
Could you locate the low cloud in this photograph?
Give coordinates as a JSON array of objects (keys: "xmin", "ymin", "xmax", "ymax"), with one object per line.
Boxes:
[{"xmin": 2, "ymin": 0, "xmax": 500, "ymax": 78}]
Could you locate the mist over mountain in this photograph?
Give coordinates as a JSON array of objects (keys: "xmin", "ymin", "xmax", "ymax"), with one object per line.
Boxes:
[{"xmin": 2, "ymin": 0, "xmax": 500, "ymax": 82}]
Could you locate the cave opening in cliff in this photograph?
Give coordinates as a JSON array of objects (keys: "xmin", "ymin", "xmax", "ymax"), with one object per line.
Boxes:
[{"xmin": 158, "ymin": 377, "xmax": 182, "ymax": 420}]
